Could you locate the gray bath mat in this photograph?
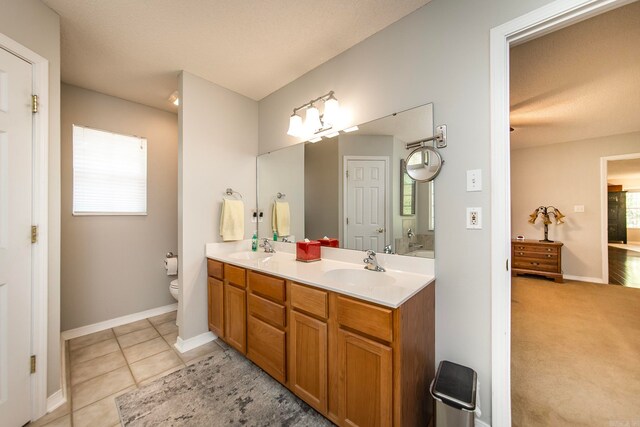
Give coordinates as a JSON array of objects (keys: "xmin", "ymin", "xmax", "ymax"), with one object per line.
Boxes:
[{"xmin": 116, "ymin": 342, "xmax": 333, "ymax": 426}]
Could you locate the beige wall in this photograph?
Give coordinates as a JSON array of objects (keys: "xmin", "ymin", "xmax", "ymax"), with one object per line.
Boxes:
[
  {"xmin": 257, "ymin": 1, "xmax": 567, "ymax": 422},
  {"xmin": 511, "ymin": 131, "xmax": 640, "ymax": 282},
  {"xmin": 0, "ymin": 0, "xmax": 61, "ymax": 397},
  {"xmin": 178, "ymin": 71, "xmax": 258, "ymax": 340},
  {"xmin": 60, "ymin": 84, "xmax": 178, "ymax": 330},
  {"xmin": 305, "ymin": 139, "xmax": 339, "ymax": 240}
]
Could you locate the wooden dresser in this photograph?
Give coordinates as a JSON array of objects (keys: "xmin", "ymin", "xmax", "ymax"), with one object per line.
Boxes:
[{"xmin": 512, "ymin": 239, "xmax": 563, "ymax": 282}]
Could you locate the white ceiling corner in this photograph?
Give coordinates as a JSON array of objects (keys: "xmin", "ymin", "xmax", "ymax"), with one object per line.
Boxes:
[{"xmin": 42, "ymin": 0, "xmax": 430, "ymax": 112}]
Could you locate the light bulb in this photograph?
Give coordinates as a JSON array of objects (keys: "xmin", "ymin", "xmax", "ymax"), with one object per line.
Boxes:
[
  {"xmin": 287, "ymin": 113, "xmax": 303, "ymax": 137},
  {"xmin": 305, "ymin": 105, "xmax": 322, "ymax": 133},
  {"xmin": 323, "ymin": 96, "xmax": 340, "ymax": 126}
]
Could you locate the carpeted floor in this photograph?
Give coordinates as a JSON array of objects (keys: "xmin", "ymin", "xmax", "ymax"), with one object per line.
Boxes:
[
  {"xmin": 511, "ymin": 276, "xmax": 640, "ymax": 426},
  {"xmin": 116, "ymin": 340, "xmax": 333, "ymax": 426}
]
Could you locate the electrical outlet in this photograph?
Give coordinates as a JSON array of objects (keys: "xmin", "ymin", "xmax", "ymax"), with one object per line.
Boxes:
[
  {"xmin": 258, "ymin": 210, "xmax": 264, "ymax": 223},
  {"xmin": 466, "ymin": 169, "xmax": 482, "ymax": 192},
  {"xmin": 251, "ymin": 210, "xmax": 258, "ymax": 223},
  {"xmin": 467, "ymin": 207, "xmax": 482, "ymax": 229}
]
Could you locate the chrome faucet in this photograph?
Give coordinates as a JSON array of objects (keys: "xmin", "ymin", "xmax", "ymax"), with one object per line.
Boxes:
[
  {"xmin": 260, "ymin": 238, "xmax": 276, "ymax": 253},
  {"xmin": 363, "ymin": 250, "xmax": 386, "ymax": 272},
  {"xmin": 407, "ymin": 228, "xmax": 415, "ymax": 239},
  {"xmin": 384, "ymin": 244, "xmax": 393, "ymax": 254}
]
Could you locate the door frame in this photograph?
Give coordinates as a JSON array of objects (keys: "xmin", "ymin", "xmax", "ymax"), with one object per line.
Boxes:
[
  {"xmin": 600, "ymin": 152, "xmax": 640, "ymax": 284},
  {"xmin": 0, "ymin": 32, "xmax": 50, "ymax": 420},
  {"xmin": 489, "ymin": 0, "xmax": 633, "ymax": 425},
  {"xmin": 342, "ymin": 156, "xmax": 390, "ymax": 250}
]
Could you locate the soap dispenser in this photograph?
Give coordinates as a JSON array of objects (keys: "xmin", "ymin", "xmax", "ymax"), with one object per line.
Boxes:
[{"xmin": 251, "ymin": 232, "xmax": 258, "ymax": 252}]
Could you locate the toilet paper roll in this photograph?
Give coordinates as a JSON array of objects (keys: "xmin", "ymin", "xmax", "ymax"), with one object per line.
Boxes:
[{"xmin": 164, "ymin": 257, "xmax": 178, "ymax": 276}]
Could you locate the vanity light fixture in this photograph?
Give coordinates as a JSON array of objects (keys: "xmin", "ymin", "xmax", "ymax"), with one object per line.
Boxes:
[
  {"xmin": 343, "ymin": 125, "xmax": 359, "ymax": 133},
  {"xmin": 325, "ymin": 131, "xmax": 340, "ymax": 138},
  {"xmin": 308, "ymin": 136, "xmax": 323, "ymax": 143},
  {"xmin": 168, "ymin": 90, "xmax": 180, "ymax": 106},
  {"xmin": 286, "ymin": 90, "xmax": 342, "ymax": 138}
]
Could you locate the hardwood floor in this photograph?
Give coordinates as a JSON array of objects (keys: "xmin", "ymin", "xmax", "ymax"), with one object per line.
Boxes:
[{"xmin": 608, "ymin": 246, "xmax": 640, "ymax": 288}]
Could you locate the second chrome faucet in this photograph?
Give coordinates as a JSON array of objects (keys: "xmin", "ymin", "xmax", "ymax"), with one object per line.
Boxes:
[{"xmin": 363, "ymin": 250, "xmax": 386, "ymax": 272}]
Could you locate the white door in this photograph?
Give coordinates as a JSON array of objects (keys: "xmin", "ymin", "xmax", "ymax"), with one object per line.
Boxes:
[
  {"xmin": 345, "ymin": 159, "xmax": 386, "ymax": 252},
  {"xmin": 0, "ymin": 47, "xmax": 33, "ymax": 426}
]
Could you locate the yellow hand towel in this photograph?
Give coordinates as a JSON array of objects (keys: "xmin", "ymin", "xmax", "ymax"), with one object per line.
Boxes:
[
  {"xmin": 220, "ymin": 199, "xmax": 244, "ymax": 241},
  {"xmin": 272, "ymin": 201, "xmax": 290, "ymax": 237}
]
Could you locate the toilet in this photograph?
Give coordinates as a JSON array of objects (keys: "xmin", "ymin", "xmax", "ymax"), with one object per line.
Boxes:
[{"xmin": 169, "ymin": 279, "xmax": 179, "ymax": 301}]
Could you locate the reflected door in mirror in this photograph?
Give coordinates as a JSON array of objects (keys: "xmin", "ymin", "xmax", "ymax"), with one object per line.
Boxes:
[{"xmin": 345, "ymin": 159, "xmax": 386, "ymax": 251}]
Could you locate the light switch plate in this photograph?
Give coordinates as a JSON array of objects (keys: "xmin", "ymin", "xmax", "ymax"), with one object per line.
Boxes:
[
  {"xmin": 574, "ymin": 205, "xmax": 585, "ymax": 213},
  {"xmin": 467, "ymin": 207, "xmax": 482, "ymax": 229},
  {"xmin": 467, "ymin": 169, "xmax": 482, "ymax": 192}
]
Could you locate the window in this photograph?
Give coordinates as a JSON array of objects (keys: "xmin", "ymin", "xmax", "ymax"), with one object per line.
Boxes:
[
  {"xmin": 73, "ymin": 125, "xmax": 147, "ymax": 215},
  {"xmin": 627, "ymin": 191, "xmax": 640, "ymax": 228}
]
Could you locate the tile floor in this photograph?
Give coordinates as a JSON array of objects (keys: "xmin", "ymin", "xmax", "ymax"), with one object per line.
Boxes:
[{"xmin": 30, "ymin": 310, "xmax": 222, "ymax": 427}]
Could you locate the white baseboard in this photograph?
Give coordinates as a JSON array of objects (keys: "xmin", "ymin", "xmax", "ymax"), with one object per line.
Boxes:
[
  {"xmin": 475, "ymin": 418, "xmax": 491, "ymax": 427},
  {"xmin": 61, "ymin": 303, "xmax": 178, "ymax": 341},
  {"xmin": 46, "ymin": 389, "xmax": 65, "ymax": 413},
  {"xmin": 174, "ymin": 331, "xmax": 216, "ymax": 353},
  {"xmin": 563, "ymin": 274, "xmax": 606, "ymax": 284}
]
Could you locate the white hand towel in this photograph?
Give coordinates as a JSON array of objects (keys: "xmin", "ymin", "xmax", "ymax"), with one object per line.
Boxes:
[
  {"xmin": 272, "ymin": 201, "xmax": 290, "ymax": 237},
  {"xmin": 220, "ymin": 199, "xmax": 244, "ymax": 241}
]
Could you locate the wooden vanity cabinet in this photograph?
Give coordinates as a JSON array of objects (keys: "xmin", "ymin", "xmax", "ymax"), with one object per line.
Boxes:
[
  {"xmin": 246, "ymin": 271, "xmax": 287, "ymax": 383},
  {"xmin": 206, "ymin": 260, "xmax": 224, "ymax": 337},
  {"xmin": 206, "ymin": 259, "xmax": 435, "ymax": 427},
  {"xmin": 289, "ymin": 283, "xmax": 329, "ymax": 414}
]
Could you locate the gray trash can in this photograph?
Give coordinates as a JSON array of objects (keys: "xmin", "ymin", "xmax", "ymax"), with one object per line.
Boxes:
[{"xmin": 430, "ymin": 360, "xmax": 477, "ymax": 427}]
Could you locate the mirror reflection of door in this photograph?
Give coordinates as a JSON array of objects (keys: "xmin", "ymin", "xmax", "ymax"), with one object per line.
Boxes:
[{"xmin": 344, "ymin": 158, "xmax": 387, "ymax": 251}]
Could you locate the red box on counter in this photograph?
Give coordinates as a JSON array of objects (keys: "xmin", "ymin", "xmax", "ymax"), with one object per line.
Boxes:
[
  {"xmin": 296, "ymin": 240, "xmax": 321, "ymax": 262},
  {"xmin": 318, "ymin": 237, "xmax": 339, "ymax": 247}
]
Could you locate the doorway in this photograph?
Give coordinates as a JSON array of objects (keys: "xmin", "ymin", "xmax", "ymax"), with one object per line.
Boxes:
[{"xmin": 490, "ymin": 0, "xmax": 639, "ymax": 425}]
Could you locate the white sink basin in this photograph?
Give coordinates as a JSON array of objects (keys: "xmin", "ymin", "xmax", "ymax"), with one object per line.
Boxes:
[
  {"xmin": 322, "ymin": 268, "xmax": 396, "ymax": 288},
  {"xmin": 228, "ymin": 251, "xmax": 273, "ymax": 261}
]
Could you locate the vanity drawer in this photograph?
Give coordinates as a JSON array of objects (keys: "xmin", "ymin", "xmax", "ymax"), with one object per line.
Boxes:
[
  {"xmin": 207, "ymin": 259, "xmax": 223, "ymax": 280},
  {"xmin": 248, "ymin": 271, "xmax": 285, "ymax": 303},
  {"xmin": 336, "ymin": 296, "xmax": 393, "ymax": 343},
  {"xmin": 248, "ymin": 293, "xmax": 286, "ymax": 328},
  {"xmin": 290, "ymin": 282, "xmax": 328, "ymax": 320},
  {"xmin": 224, "ymin": 264, "xmax": 246, "ymax": 288}
]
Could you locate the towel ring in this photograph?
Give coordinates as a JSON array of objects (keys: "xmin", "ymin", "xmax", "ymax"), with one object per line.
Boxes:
[
  {"xmin": 224, "ymin": 188, "xmax": 243, "ymax": 199},
  {"xmin": 276, "ymin": 192, "xmax": 286, "ymax": 199}
]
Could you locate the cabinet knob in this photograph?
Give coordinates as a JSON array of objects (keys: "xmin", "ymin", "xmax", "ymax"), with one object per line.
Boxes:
[
  {"xmin": 531, "ymin": 262, "xmax": 539, "ymax": 266},
  {"xmin": 546, "ymin": 254, "xmax": 552, "ymax": 258},
  {"xmin": 547, "ymin": 248, "xmax": 552, "ymax": 252},
  {"xmin": 518, "ymin": 252, "xmax": 524, "ymax": 255}
]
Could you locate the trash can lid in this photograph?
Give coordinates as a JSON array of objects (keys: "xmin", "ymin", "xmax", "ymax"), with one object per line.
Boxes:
[{"xmin": 431, "ymin": 360, "xmax": 477, "ymax": 411}]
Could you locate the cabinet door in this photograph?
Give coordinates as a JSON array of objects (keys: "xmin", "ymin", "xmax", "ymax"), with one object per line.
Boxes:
[
  {"xmin": 208, "ymin": 277, "xmax": 224, "ymax": 337},
  {"xmin": 290, "ymin": 311, "xmax": 327, "ymax": 413},
  {"xmin": 247, "ymin": 315, "xmax": 286, "ymax": 383},
  {"xmin": 224, "ymin": 284, "xmax": 246, "ymax": 354},
  {"xmin": 339, "ymin": 329, "xmax": 392, "ymax": 427}
]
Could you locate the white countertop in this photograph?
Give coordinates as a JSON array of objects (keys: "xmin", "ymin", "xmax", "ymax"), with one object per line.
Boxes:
[{"xmin": 205, "ymin": 241, "xmax": 435, "ymax": 308}]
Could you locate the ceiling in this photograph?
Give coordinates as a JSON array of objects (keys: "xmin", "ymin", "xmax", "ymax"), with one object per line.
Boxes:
[
  {"xmin": 608, "ymin": 158, "xmax": 640, "ymax": 189},
  {"xmin": 509, "ymin": 1, "xmax": 640, "ymax": 150},
  {"xmin": 42, "ymin": 0, "xmax": 430, "ymax": 112}
]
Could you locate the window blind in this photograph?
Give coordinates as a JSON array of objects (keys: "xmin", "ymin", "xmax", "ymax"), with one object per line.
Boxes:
[{"xmin": 73, "ymin": 125, "xmax": 147, "ymax": 215}]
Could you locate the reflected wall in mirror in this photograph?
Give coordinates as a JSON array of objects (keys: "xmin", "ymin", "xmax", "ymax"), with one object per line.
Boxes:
[{"xmin": 257, "ymin": 103, "xmax": 435, "ymax": 258}]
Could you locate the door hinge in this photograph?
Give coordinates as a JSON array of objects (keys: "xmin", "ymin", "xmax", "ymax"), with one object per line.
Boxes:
[
  {"xmin": 31, "ymin": 95, "xmax": 39, "ymax": 113},
  {"xmin": 346, "ymin": 170, "xmax": 349, "ymax": 179},
  {"xmin": 30, "ymin": 355, "xmax": 36, "ymax": 374},
  {"xmin": 346, "ymin": 217, "xmax": 349, "ymax": 225},
  {"xmin": 31, "ymin": 225, "xmax": 38, "ymax": 244},
  {"xmin": 506, "ymin": 259, "xmax": 509, "ymax": 271}
]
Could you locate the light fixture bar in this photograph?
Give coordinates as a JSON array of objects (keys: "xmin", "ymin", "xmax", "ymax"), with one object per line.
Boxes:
[{"xmin": 291, "ymin": 90, "xmax": 336, "ymax": 115}]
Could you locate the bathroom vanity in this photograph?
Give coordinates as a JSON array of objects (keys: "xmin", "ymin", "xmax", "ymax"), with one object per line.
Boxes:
[{"xmin": 206, "ymin": 243, "xmax": 435, "ymax": 427}]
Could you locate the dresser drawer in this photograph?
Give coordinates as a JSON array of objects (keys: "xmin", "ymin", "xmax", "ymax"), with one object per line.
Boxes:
[
  {"xmin": 290, "ymin": 283, "xmax": 328, "ymax": 320},
  {"xmin": 224, "ymin": 264, "xmax": 246, "ymax": 288},
  {"xmin": 337, "ymin": 296, "xmax": 393, "ymax": 342},
  {"xmin": 513, "ymin": 260, "xmax": 559, "ymax": 273},
  {"xmin": 513, "ymin": 250, "xmax": 558, "ymax": 260},
  {"xmin": 248, "ymin": 293, "xmax": 286, "ymax": 328},
  {"xmin": 248, "ymin": 271, "xmax": 285, "ymax": 302},
  {"xmin": 207, "ymin": 259, "xmax": 223, "ymax": 280},
  {"xmin": 512, "ymin": 244, "xmax": 559, "ymax": 254}
]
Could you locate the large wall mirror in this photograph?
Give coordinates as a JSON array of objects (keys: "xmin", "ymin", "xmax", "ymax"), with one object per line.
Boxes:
[{"xmin": 257, "ymin": 103, "xmax": 435, "ymax": 258}]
